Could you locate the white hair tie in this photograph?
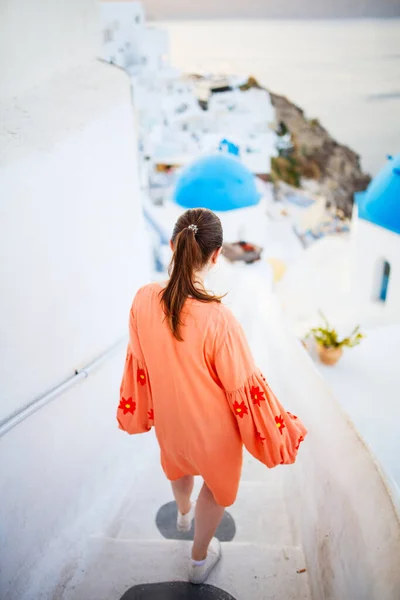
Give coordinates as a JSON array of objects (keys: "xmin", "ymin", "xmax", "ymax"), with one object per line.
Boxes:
[{"xmin": 188, "ymin": 224, "xmax": 198, "ymax": 235}]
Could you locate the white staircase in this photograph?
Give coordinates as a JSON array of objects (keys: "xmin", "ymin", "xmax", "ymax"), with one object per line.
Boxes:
[{"xmin": 61, "ymin": 444, "xmax": 311, "ymax": 600}]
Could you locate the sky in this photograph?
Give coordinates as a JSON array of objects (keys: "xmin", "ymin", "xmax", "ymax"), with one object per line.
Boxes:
[{"xmin": 142, "ymin": 0, "xmax": 400, "ymax": 19}]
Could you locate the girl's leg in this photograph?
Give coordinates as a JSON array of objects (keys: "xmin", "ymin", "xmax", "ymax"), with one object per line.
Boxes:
[
  {"xmin": 171, "ymin": 475, "xmax": 194, "ymax": 515},
  {"xmin": 192, "ymin": 482, "xmax": 224, "ymax": 561}
]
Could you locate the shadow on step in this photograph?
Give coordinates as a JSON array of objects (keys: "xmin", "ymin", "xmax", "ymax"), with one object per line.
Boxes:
[
  {"xmin": 156, "ymin": 502, "xmax": 236, "ymax": 541},
  {"xmin": 121, "ymin": 581, "xmax": 237, "ymax": 599}
]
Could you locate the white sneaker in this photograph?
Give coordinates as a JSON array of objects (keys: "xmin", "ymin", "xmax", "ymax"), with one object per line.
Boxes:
[
  {"xmin": 177, "ymin": 502, "xmax": 195, "ymax": 532},
  {"xmin": 189, "ymin": 538, "xmax": 221, "ymax": 584}
]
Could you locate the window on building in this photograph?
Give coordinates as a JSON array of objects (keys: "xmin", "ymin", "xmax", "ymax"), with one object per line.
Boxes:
[
  {"xmin": 377, "ymin": 260, "xmax": 391, "ymax": 303},
  {"xmin": 176, "ymin": 103, "xmax": 189, "ymax": 114},
  {"xmin": 141, "ymin": 56, "xmax": 147, "ymax": 65},
  {"xmin": 103, "ymin": 28, "xmax": 113, "ymax": 43},
  {"xmin": 135, "ymin": 15, "xmax": 141, "ymax": 24}
]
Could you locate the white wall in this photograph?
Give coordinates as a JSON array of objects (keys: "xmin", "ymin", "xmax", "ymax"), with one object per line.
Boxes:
[
  {"xmin": 354, "ymin": 216, "xmax": 400, "ymax": 320},
  {"xmin": 0, "ymin": 351, "xmax": 159, "ymax": 600},
  {"xmin": 0, "ymin": 1, "xmax": 151, "ymax": 598},
  {"xmin": 0, "ymin": 63, "xmax": 151, "ymax": 422},
  {"xmin": 280, "ymin": 342, "xmax": 400, "ymax": 600},
  {"xmin": 0, "ymin": 0, "xmax": 98, "ymax": 99},
  {"xmin": 275, "ymin": 236, "xmax": 353, "ymax": 335},
  {"xmin": 140, "ymin": 27, "xmax": 170, "ymax": 72}
]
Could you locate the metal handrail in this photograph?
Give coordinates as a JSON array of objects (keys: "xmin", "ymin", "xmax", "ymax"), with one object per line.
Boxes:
[
  {"xmin": 143, "ymin": 206, "xmax": 169, "ymax": 245},
  {"xmin": 0, "ymin": 336, "xmax": 127, "ymax": 438}
]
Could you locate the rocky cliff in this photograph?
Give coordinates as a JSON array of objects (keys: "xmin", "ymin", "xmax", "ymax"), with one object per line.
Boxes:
[
  {"xmin": 239, "ymin": 77, "xmax": 371, "ymax": 217},
  {"xmin": 268, "ymin": 90, "xmax": 371, "ymax": 217}
]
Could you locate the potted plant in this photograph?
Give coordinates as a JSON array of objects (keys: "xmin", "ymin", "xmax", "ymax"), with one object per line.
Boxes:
[{"xmin": 306, "ymin": 314, "xmax": 364, "ymax": 366}]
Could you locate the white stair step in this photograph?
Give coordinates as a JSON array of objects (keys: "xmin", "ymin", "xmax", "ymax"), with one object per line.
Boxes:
[
  {"xmin": 113, "ymin": 479, "xmax": 295, "ymax": 546},
  {"xmin": 241, "ymin": 450, "xmax": 285, "ymax": 484},
  {"xmin": 105, "ymin": 450, "xmax": 293, "ymax": 544},
  {"xmin": 61, "ymin": 537, "xmax": 311, "ymax": 600},
  {"xmin": 229, "ymin": 481, "xmax": 297, "ymax": 546}
]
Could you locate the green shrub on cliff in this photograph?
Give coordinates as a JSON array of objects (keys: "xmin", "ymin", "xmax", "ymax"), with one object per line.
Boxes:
[
  {"xmin": 271, "ymin": 156, "xmax": 301, "ymax": 188},
  {"xmin": 239, "ymin": 76, "xmax": 262, "ymax": 91}
]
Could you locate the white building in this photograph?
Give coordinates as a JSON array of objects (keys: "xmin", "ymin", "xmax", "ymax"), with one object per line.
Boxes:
[
  {"xmin": 100, "ymin": 1, "xmax": 145, "ymax": 70},
  {"xmin": 276, "ymin": 153, "xmax": 400, "ymax": 333},
  {"xmin": 141, "ymin": 27, "xmax": 170, "ymax": 73},
  {"xmin": 353, "ymin": 153, "xmax": 400, "ymax": 322},
  {"xmin": 99, "ymin": 1, "xmax": 169, "ymax": 73},
  {"xmin": 138, "ymin": 78, "xmax": 278, "ymax": 176}
]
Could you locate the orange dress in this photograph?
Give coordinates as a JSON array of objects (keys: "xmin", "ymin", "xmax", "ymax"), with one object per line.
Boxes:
[{"xmin": 117, "ymin": 282, "xmax": 307, "ymax": 507}]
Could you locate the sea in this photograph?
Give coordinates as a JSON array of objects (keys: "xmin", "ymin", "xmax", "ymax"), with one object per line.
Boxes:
[{"xmin": 158, "ymin": 19, "xmax": 400, "ymax": 176}]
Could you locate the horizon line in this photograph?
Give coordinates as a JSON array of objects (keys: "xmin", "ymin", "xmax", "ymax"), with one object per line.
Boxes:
[{"xmin": 149, "ymin": 15, "xmax": 400, "ymax": 22}]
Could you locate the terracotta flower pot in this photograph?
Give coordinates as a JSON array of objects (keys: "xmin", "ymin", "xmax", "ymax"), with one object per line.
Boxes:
[{"xmin": 317, "ymin": 344, "xmax": 343, "ymax": 366}]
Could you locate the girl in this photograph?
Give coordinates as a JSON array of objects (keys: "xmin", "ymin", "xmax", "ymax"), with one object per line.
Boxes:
[{"xmin": 117, "ymin": 208, "xmax": 307, "ymax": 584}]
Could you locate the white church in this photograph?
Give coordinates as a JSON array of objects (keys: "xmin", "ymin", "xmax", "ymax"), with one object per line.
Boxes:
[
  {"xmin": 277, "ymin": 153, "xmax": 400, "ymax": 333},
  {"xmin": 354, "ymin": 153, "xmax": 400, "ymax": 318}
]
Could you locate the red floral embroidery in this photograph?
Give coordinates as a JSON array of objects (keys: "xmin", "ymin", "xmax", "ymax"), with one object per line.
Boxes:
[
  {"xmin": 287, "ymin": 412, "xmax": 298, "ymax": 420},
  {"xmin": 137, "ymin": 368, "xmax": 146, "ymax": 386},
  {"xmin": 250, "ymin": 386, "xmax": 265, "ymax": 407},
  {"xmin": 233, "ymin": 400, "xmax": 248, "ymax": 419},
  {"xmin": 256, "ymin": 431, "xmax": 266, "ymax": 442},
  {"xmin": 296, "ymin": 436, "xmax": 304, "ymax": 450},
  {"xmin": 148, "ymin": 408, "xmax": 154, "ymax": 420},
  {"xmin": 275, "ymin": 415, "xmax": 285, "ymax": 435},
  {"xmin": 118, "ymin": 397, "xmax": 136, "ymax": 415}
]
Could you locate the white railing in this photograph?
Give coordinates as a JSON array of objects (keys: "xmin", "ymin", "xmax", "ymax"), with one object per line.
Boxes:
[{"xmin": 0, "ymin": 337, "xmax": 127, "ymax": 438}]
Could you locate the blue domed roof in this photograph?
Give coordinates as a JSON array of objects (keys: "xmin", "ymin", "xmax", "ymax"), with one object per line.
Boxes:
[
  {"xmin": 173, "ymin": 154, "xmax": 260, "ymax": 212},
  {"xmin": 356, "ymin": 153, "xmax": 400, "ymax": 235}
]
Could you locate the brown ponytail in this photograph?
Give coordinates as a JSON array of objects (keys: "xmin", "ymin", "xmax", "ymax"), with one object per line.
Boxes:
[{"xmin": 160, "ymin": 208, "xmax": 224, "ymax": 341}]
